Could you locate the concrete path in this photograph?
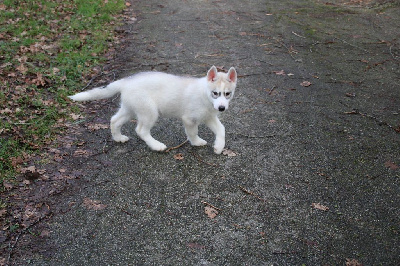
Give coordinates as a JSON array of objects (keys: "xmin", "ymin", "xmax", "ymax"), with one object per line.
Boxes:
[{"xmin": 13, "ymin": 0, "xmax": 399, "ymax": 265}]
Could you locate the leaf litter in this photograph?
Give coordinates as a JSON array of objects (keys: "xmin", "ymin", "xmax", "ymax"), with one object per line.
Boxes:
[
  {"xmin": 311, "ymin": 203, "xmax": 329, "ymax": 211},
  {"xmin": 82, "ymin": 198, "xmax": 107, "ymax": 211}
]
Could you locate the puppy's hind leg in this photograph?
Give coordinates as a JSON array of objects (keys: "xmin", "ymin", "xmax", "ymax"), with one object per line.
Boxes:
[
  {"xmin": 135, "ymin": 111, "xmax": 167, "ymax": 151},
  {"xmin": 111, "ymin": 105, "xmax": 132, "ymax": 143}
]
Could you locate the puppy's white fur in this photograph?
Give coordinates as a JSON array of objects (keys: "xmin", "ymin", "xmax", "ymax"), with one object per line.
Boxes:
[{"xmin": 69, "ymin": 66, "xmax": 237, "ymax": 154}]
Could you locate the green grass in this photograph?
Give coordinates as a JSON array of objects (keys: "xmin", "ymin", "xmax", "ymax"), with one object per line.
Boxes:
[{"xmin": 0, "ymin": 0, "xmax": 125, "ymax": 181}]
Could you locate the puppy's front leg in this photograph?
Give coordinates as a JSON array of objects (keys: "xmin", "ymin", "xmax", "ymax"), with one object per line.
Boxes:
[
  {"xmin": 183, "ymin": 117, "xmax": 207, "ymax": 146},
  {"xmin": 206, "ymin": 116, "xmax": 225, "ymax": 154}
]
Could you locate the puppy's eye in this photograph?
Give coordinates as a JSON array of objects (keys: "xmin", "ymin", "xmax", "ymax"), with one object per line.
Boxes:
[
  {"xmin": 212, "ymin": 91, "xmax": 219, "ymax": 97},
  {"xmin": 225, "ymin": 92, "xmax": 231, "ymax": 97}
]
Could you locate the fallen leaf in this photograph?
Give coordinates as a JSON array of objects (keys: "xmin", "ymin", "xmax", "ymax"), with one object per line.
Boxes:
[
  {"xmin": 53, "ymin": 154, "xmax": 64, "ymax": 162},
  {"xmin": 205, "ymin": 206, "xmax": 218, "ymax": 219},
  {"xmin": 311, "ymin": 203, "xmax": 329, "ymax": 211},
  {"xmin": 173, "ymin": 153, "xmax": 184, "ymax": 160},
  {"xmin": 345, "ymin": 92, "xmax": 356, "ymax": 97},
  {"xmin": 3, "ymin": 181, "xmax": 13, "ymax": 190},
  {"xmin": 300, "ymin": 81, "xmax": 312, "ymax": 87},
  {"xmin": 0, "ymin": 209, "xmax": 7, "ymax": 218},
  {"xmin": 21, "ymin": 165, "xmax": 36, "ymax": 173},
  {"xmin": 31, "ymin": 72, "xmax": 47, "ymax": 86},
  {"xmin": 346, "ymin": 258, "xmax": 363, "ymax": 266},
  {"xmin": 384, "ymin": 161, "xmax": 398, "ymax": 170},
  {"xmin": 87, "ymin": 123, "xmax": 109, "ymax": 130},
  {"xmin": 0, "ymin": 108, "xmax": 13, "ymax": 114},
  {"xmin": 83, "ymin": 198, "xmax": 107, "ymax": 210},
  {"xmin": 74, "ymin": 149, "xmax": 89, "ymax": 157},
  {"xmin": 16, "ymin": 63, "xmax": 28, "ymax": 74},
  {"xmin": 40, "ymin": 230, "xmax": 50, "ymax": 237},
  {"xmin": 52, "ymin": 67, "xmax": 60, "ymax": 75},
  {"xmin": 273, "ymin": 70, "xmax": 286, "ymax": 75},
  {"xmin": 20, "ymin": 165, "xmax": 44, "ymax": 180},
  {"xmin": 187, "ymin": 242, "xmax": 205, "ymax": 250},
  {"xmin": 70, "ymin": 113, "xmax": 82, "ymax": 120},
  {"xmin": 222, "ymin": 148, "xmax": 238, "ymax": 157}
]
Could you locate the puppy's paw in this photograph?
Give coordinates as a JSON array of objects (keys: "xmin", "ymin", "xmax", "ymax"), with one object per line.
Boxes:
[
  {"xmin": 213, "ymin": 138, "xmax": 225, "ymax": 154},
  {"xmin": 213, "ymin": 145, "xmax": 224, "ymax": 154},
  {"xmin": 149, "ymin": 141, "xmax": 167, "ymax": 152},
  {"xmin": 190, "ymin": 137, "xmax": 207, "ymax": 146},
  {"xmin": 113, "ymin": 135, "xmax": 130, "ymax": 143}
]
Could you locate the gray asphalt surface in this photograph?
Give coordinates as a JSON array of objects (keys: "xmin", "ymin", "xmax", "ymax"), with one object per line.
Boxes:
[{"xmin": 13, "ymin": 0, "xmax": 400, "ymax": 265}]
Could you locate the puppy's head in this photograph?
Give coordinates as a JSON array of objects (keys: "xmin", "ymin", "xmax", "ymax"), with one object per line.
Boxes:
[{"xmin": 206, "ymin": 66, "xmax": 237, "ymax": 112}]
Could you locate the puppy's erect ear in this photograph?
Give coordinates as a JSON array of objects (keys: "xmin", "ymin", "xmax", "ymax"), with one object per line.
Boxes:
[
  {"xmin": 227, "ymin": 67, "xmax": 237, "ymax": 83},
  {"xmin": 207, "ymin": 66, "xmax": 218, "ymax": 82}
]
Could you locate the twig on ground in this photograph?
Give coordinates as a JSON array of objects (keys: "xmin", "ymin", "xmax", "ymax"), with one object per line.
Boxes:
[
  {"xmin": 334, "ymin": 37, "xmax": 369, "ymax": 53},
  {"xmin": 273, "ymin": 38, "xmax": 298, "ymax": 61},
  {"xmin": 239, "ymin": 185, "xmax": 265, "ymax": 201},
  {"xmin": 117, "ymin": 207, "xmax": 134, "ymax": 216},
  {"xmin": 191, "ymin": 152, "xmax": 219, "ymax": 167},
  {"xmin": 268, "ymin": 86, "xmax": 276, "ymax": 95},
  {"xmin": 232, "ymin": 133, "xmax": 276, "ymax": 138},
  {"xmin": 344, "ymin": 109, "xmax": 399, "ymax": 133},
  {"xmin": 201, "ymin": 201, "xmax": 222, "ymax": 211},
  {"xmin": 292, "ymin": 31, "xmax": 306, "ymax": 38},
  {"xmin": 165, "ymin": 140, "xmax": 188, "ymax": 152}
]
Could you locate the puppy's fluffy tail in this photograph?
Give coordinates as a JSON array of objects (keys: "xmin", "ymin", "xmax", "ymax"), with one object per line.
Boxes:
[{"xmin": 68, "ymin": 81, "xmax": 122, "ymax": 102}]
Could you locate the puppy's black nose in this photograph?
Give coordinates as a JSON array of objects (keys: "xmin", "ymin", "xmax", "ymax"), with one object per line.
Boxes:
[{"xmin": 218, "ymin": 106, "xmax": 225, "ymax": 112}]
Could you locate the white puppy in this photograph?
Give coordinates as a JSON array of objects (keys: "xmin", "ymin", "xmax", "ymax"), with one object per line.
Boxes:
[{"xmin": 69, "ymin": 66, "xmax": 237, "ymax": 154}]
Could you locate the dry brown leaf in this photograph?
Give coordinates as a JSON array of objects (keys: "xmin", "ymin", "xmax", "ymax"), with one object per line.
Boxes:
[
  {"xmin": 0, "ymin": 209, "xmax": 7, "ymax": 218},
  {"xmin": 32, "ymin": 72, "xmax": 46, "ymax": 86},
  {"xmin": 346, "ymin": 258, "xmax": 363, "ymax": 266},
  {"xmin": 87, "ymin": 123, "xmax": 109, "ymax": 131},
  {"xmin": 205, "ymin": 206, "xmax": 218, "ymax": 219},
  {"xmin": 70, "ymin": 113, "xmax": 82, "ymax": 120},
  {"xmin": 16, "ymin": 63, "xmax": 28, "ymax": 74},
  {"xmin": 273, "ymin": 69, "xmax": 286, "ymax": 75},
  {"xmin": 300, "ymin": 81, "xmax": 312, "ymax": 87},
  {"xmin": 0, "ymin": 108, "xmax": 13, "ymax": 114},
  {"xmin": 73, "ymin": 149, "xmax": 89, "ymax": 157},
  {"xmin": 222, "ymin": 149, "xmax": 238, "ymax": 157},
  {"xmin": 83, "ymin": 198, "xmax": 107, "ymax": 210},
  {"xmin": 3, "ymin": 181, "xmax": 13, "ymax": 190},
  {"xmin": 384, "ymin": 161, "xmax": 398, "ymax": 170},
  {"xmin": 311, "ymin": 202, "xmax": 329, "ymax": 211},
  {"xmin": 173, "ymin": 153, "xmax": 184, "ymax": 160},
  {"xmin": 40, "ymin": 230, "xmax": 50, "ymax": 237},
  {"xmin": 21, "ymin": 165, "xmax": 36, "ymax": 173},
  {"xmin": 187, "ymin": 242, "xmax": 205, "ymax": 250}
]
